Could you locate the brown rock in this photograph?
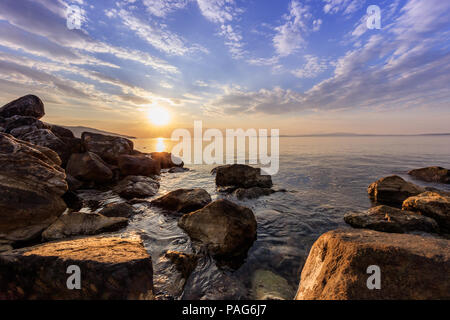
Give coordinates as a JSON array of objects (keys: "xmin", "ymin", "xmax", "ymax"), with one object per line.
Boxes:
[
  {"xmin": 114, "ymin": 175, "xmax": 160, "ymax": 199},
  {"xmin": 66, "ymin": 152, "xmax": 113, "ymax": 183},
  {"xmin": 233, "ymin": 187, "xmax": 275, "ymax": 200},
  {"xmin": 118, "ymin": 154, "xmax": 161, "ymax": 177},
  {"xmin": 408, "ymin": 167, "xmax": 450, "ymax": 184},
  {"xmin": 151, "ymin": 189, "xmax": 211, "ymax": 213},
  {"xmin": 295, "ymin": 229, "xmax": 450, "ymax": 300},
  {"xmin": 99, "ymin": 202, "xmax": 135, "ymax": 218},
  {"xmin": 402, "ymin": 192, "xmax": 450, "ymax": 233},
  {"xmin": 368, "ymin": 175, "xmax": 425, "ymax": 207},
  {"xmin": 42, "ymin": 211, "xmax": 128, "ymax": 241},
  {"xmin": 164, "ymin": 251, "xmax": 198, "ymax": 279},
  {"xmin": 0, "ymin": 133, "xmax": 67, "ymax": 243},
  {"xmin": 150, "ymin": 152, "xmax": 183, "ymax": 169},
  {"xmin": 82, "ymin": 132, "xmax": 133, "ymax": 164},
  {"xmin": 0, "ymin": 95, "xmax": 45, "ymax": 119},
  {"xmin": 215, "ymin": 164, "xmax": 273, "ymax": 189},
  {"xmin": 0, "ymin": 236, "xmax": 154, "ymax": 299},
  {"xmin": 344, "ymin": 205, "xmax": 439, "ymax": 234},
  {"xmin": 178, "ymin": 199, "xmax": 257, "ymax": 258}
]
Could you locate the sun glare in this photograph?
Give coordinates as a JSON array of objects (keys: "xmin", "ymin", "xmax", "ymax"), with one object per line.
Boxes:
[{"xmin": 148, "ymin": 106, "xmax": 170, "ymax": 126}]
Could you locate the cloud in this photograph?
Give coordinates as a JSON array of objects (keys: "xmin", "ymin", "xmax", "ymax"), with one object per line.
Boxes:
[
  {"xmin": 323, "ymin": 0, "xmax": 366, "ymax": 15},
  {"xmin": 292, "ymin": 55, "xmax": 328, "ymax": 78},
  {"xmin": 142, "ymin": 0, "xmax": 189, "ymax": 17}
]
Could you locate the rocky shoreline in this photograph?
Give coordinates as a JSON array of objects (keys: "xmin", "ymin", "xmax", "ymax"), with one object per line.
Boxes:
[{"xmin": 1, "ymin": 95, "xmax": 449, "ymax": 300}]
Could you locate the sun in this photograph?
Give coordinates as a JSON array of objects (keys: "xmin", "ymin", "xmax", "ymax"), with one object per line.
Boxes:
[{"xmin": 148, "ymin": 106, "xmax": 170, "ymax": 126}]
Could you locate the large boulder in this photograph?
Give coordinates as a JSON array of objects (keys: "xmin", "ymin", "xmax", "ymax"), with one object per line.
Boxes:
[
  {"xmin": 42, "ymin": 212, "xmax": 128, "ymax": 241},
  {"xmin": 3, "ymin": 115, "xmax": 49, "ymax": 136},
  {"xmin": 214, "ymin": 164, "xmax": 272, "ymax": 189},
  {"xmin": 178, "ymin": 199, "xmax": 257, "ymax": 258},
  {"xmin": 150, "ymin": 152, "xmax": 183, "ymax": 169},
  {"xmin": 408, "ymin": 167, "xmax": 450, "ymax": 184},
  {"xmin": 295, "ymin": 229, "xmax": 450, "ymax": 300},
  {"xmin": 118, "ymin": 154, "xmax": 161, "ymax": 177},
  {"xmin": 0, "ymin": 95, "xmax": 44, "ymax": 119},
  {"xmin": 344, "ymin": 205, "xmax": 439, "ymax": 234},
  {"xmin": 402, "ymin": 192, "xmax": 450, "ymax": 233},
  {"xmin": 367, "ymin": 175, "xmax": 425, "ymax": 207},
  {"xmin": 0, "ymin": 236, "xmax": 154, "ymax": 299},
  {"xmin": 82, "ymin": 132, "xmax": 133, "ymax": 164},
  {"xmin": 113, "ymin": 175, "xmax": 160, "ymax": 199},
  {"xmin": 0, "ymin": 133, "xmax": 67, "ymax": 243},
  {"xmin": 66, "ymin": 152, "xmax": 113, "ymax": 184},
  {"xmin": 151, "ymin": 189, "xmax": 212, "ymax": 213}
]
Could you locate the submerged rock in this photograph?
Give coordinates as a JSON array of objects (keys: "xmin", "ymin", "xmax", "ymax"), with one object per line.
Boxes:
[
  {"xmin": 165, "ymin": 251, "xmax": 198, "ymax": 279},
  {"xmin": 295, "ymin": 229, "xmax": 450, "ymax": 300},
  {"xmin": 344, "ymin": 205, "xmax": 439, "ymax": 234},
  {"xmin": 118, "ymin": 154, "xmax": 161, "ymax": 177},
  {"xmin": 0, "ymin": 236, "xmax": 154, "ymax": 299},
  {"xmin": 99, "ymin": 202, "xmax": 135, "ymax": 218},
  {"xmin": 403, "ymin": 192, "xmax": 450, "ymax": 233},
  {"xmin": 251, "ymin": 269, "xmax": 294, "ymax": 300},
  {"xmin": 178, "ymin": 199, "xmax": 257, "ymax": 258},
  {"xmin": 114, "ymin": 175, "xmax": 160, "ymax": 199},
  {"xmin": 168, "ymin": 167, "xmax": 189, "ymax": 173},
  {"xmin": 408, "ymin": 166, "xmax": 450, "ymax": 184},
  {"xmin": 82, "ymin": 132, "xmax": 133, "ymax": 164},
  {"xmin": 368, "ymin": 175, "xmax": 425, "ymax": 207},
  {"xmin": 152, "ymin": 189, "xmax": 212, "ymax": 213},
  {"xmin": 0, "ymin": 95, "xmax": 45, "ymax": 119},
  {"xmin": 66, "ymin": 152, "xmax": 113, "ymax": 184},
  {"xmin": 214, "ymin": 164, "xmax": 273, "ymax": 189},
  {"xmin": 0, "ymin": 133, "xmax": 67, "ymax": 243},
  {"xmin": 42, "ymin": 211, "xmax": 128, "ymax": 241}
]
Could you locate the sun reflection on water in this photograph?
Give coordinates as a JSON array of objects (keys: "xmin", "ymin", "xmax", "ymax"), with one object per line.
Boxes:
[{"xmin": 156, "ymin": 137, "xmax": 166, "ymax": 152}]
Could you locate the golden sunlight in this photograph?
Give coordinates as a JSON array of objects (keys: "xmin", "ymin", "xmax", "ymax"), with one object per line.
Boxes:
[
  {"xmin": 156, "ymin": 137, "xmax": 166, "ymax": 152},
  {"xmin": 148, "ymin": 106, "xmax": 170, "ymax": 126}
]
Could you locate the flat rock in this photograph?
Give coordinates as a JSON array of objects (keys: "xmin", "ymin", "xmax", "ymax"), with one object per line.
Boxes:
[
  {"xmin": 178, "ymin": 199, "xmax": 257, "ymax": 258},
  {"xmin": 0, "ymin": 95, "xmax": 45, "ymax": 119},
  {"xmin": 403, "ymin": 192, "xmax": 450, "ymax": 233},
  {"xmin": 408, "ymin": 166, "xmax": 450, "ymax": 184},
  {"xmin": 0, "ymin": 133, "xmax": 67, "ymax": 242},
  {"xmin": 114, "ymin": 175, "xmax": 160, "ymax": 199},
  {"xmin": 0, "ymin": 236, "xmax": 154, "ymax": 299},
  {"xmin": 151, "ymin": 188, "xmax": 211, "ymax": 213},
  {"xmin": 66, "ymin": 152, "xmax": 113, "ymax": 184},
  {"xmin": 214, "ymin": 164, "xmax": 273, "ymax": 189},
  {"xmin": 82, "ymin": 132, "xmax": 133, "ymax": 164},
  {"xmin": 295, "ymin": 229, "xmax": 450, "ymax": 300},
  {"xmin": 42, "ymin": 211, "xmax": 128, "ymax": 241},
  {"xmin": 344, "ymin": 205, "xmax": 439, "ymax": 234},
  {"xmin": 368, "ymin": 175, "xmax": 425, "ymax": 207}
]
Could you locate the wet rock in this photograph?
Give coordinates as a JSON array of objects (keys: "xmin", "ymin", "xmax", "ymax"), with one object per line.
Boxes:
[
  {"xmin": 178, "ymin": 199, "xmax": 257, "ymax": 258},
  {"xmin": 295, "ymin": 229, "xmax": 450, "ymax": 300},
  {"xmin": 152, "ymin": 189, "xmax": 212, "ymax": 213},
  {"xmin": 168, "ymin": 167, "xmax": 189, "ymax": 173},
  {"xmin": 215, "ymin": 164, "xmax": 273, "ymax": 189},
  {"xmin": 233, "ymin": 187, "xmax": 275, "ymax": 200},
  {"xmin": 165, "ymin": 251, "xmax": 198, "ymax": 279},
  {"xmin": 62, "ymin": 191, "xmax": 83, "ymax": 211},
  {"xmin": 66, "ymin": 152, "xmax": 113, "ymax": 184},
  {"xmin": 0, "ymin": 236, "xmax": 154, "ymax": 299},
  {"xmin": 118, "ymin": 154, "xmax": 161, "ymax": 177},
  {"xmin": 99, "ymin": 202, "xmax": 135, "ymax": 218},
  {"xmin": 403, "ymin": 192, "xmax": 450, "ymax": 233},
  {"xmin": 42, "ymin": 211, "xmax": 128, "ymax": 241},
  {"xmin": 150, "ymin": 152, "xmax": 184, "ymax": 169},
  {"xmin": 0, "ymin": 133, "xmax": 67, "ymax": 243},
  {"xmin": 408, "ymin": 167, "xmax": 450, "ymax": 184},
  {"xmin": 82, "ymin": 132, "xmax": 133, "ymax": 164},
  {"xmin": 114, "ymin": 175, "xmax": 160, "ymax": 199},
  {"xmin": 368, "ymin": 175, "xmax": 425, "ymax": 207},
  {"xmin": 344, "ymin": 205, "xmax": 439, "ymax": 234},
  {"xmin": 0, "ymin": 95, "xmax": 45, "ymax": 119},
  {"xmin": 251, "ymin": 269, "xmax": 294, "ymax": 300}
]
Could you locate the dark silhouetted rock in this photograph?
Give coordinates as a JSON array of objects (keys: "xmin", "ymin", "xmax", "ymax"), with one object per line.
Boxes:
[
  {"xmin": 0, "ymin": 95, "xmax": 44, "ymax": 119},
  {"xmin": 0, "ymin": 133, "xmax": 67, "ymax": 243},
  {"xmin": 42, "ymin": 211, "xmax": 128, "ymax": 241},
  {"xmin": 62, "ymin": 191, "xmax": 83, "ymax": 211},
  {"xmin": 408, "ymin": 167, "xmax": 450, "ymax": 184},
  {"xmin": 82, "ymin": 132, "xmax": 133, "ymax": 164},
  {"xmin": 118, "ymin": 154, "xmax": 161, "ymax": 177},
  {"xmin": 66, "ymin": 152, "xmax": 113, "ymax": 184},
  {"xmin": 403, "ymin": 192, "xmax": 450, "ymax": 233},
  {"xmin": 66, "ymin": 174, "xmax": 83, "ymax": 191},
  {"xmin": 114, "ymin": 175, "xmax": 160, "ymax": 199},
  {"xmin": 168, "ymin": 167, "xmax": 189, "ymax": 173},
  {"xmin": 178, "ymin": 199, "xmax": 257, "ymax": 258},
  {"xmin": 214, "ymin": 164, "xmax": 272, "ymax": 189},
  {"xmin": 99, "ymin": 202, "xmax": 135, "ymax": 218},
  {"xmin": 0, "ymin": 236, "xmax": 154, "ymax": 299},
  {"xmin": 150, "ymin": 152, "xmax": 183, "ymax": 169},
  {"xmin": 152, "ymin": 189, "xmax": 211, "ymax": 213},
  {"xmin": 368, "ymin": 175, "xmax": 424, "ymax": 207},
  {"xmin": 295, "ymin": 229, "xmax": 450, "ymax": 300},
  {"xmin": 233, "ymin": 187, "xmax": 275, "ymax": 200},
  {"xmin": 344, "ymin": 205, "xmax": 439, "ymax": 234}
]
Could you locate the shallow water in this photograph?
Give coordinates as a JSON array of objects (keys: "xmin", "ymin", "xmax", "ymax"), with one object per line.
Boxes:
[{"xmin": 121, "ymin": 136, "xmax": 450, "ymax": 299}]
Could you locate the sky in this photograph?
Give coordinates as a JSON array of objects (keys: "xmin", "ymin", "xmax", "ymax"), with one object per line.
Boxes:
[{"xmin": 0, "ymin": 0, "xmax": 449, "ymax": 137}]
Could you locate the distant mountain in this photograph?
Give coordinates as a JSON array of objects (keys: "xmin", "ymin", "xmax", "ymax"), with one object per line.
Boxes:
[{"xmin": 61, "ymin": 126, "xmax": 136, "ymax": 139}]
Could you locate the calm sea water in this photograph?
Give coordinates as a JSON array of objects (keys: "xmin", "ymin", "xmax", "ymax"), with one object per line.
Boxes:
[{"xmin": 122, "ymin": 136, "xmax": 450, "ymax": 299}]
